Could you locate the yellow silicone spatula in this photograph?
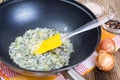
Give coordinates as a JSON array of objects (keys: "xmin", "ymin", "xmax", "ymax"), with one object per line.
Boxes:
[
  {"xmin": 33, "ymin": 15, "xmax": 113, "ymax": 54},
  {"xmin": 33, "ymin": 33, "xmax": 62, "ymax": 54}
]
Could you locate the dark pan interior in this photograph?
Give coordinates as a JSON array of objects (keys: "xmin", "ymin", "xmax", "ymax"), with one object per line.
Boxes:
[{"xmin": 0, "ymin": 0, "xmax": 101, "ymax": 73}]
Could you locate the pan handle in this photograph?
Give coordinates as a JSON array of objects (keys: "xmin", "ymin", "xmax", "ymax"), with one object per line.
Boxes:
[{"xmin": 67, "ymin": 68, "xmax": 85, "ymax": 80}]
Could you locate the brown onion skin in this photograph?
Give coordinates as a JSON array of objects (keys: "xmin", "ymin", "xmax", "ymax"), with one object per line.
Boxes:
[
  {"xmin": 96, "ymin": 50, "xmax": 115, "ymax": 71},
  {"xmin": 98, "ymin": 38, "xmax": 116, "ymax": 54}
]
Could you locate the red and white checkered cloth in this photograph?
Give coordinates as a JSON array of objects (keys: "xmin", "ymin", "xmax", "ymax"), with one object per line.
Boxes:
[{"xmin": 0, "ymin": 62, "xmax": 20, "ymax": 78}]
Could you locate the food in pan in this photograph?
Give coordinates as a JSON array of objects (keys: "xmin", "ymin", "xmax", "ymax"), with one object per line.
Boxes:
[{"xmin": 9, "ymin": 28, "xmax": 74, "ymax": 71}]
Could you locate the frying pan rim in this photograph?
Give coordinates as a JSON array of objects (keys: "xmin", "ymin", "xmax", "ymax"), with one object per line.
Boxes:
[{"xmin": 0, "ymin": 0, "xmax": 101, "ymax": 74}]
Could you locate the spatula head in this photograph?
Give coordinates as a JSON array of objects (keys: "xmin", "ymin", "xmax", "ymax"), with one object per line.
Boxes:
[{"xmin": 32, "ymin": 33, "xmax": 62, "ymax": 54}]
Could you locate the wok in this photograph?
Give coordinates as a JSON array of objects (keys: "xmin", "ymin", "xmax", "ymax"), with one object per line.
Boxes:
[{"xmin": 0, "ymin": 0, "xmax": 101, "ymax": 77}]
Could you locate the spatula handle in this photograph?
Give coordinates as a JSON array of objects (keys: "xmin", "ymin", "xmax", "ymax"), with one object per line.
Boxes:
[{"xmin": 62, "ymin": 15, "xmax": 114, "ymax": 40}]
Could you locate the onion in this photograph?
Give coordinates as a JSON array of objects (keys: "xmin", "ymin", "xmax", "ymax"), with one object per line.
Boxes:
[
  {"xmin": 96, "ymin": 50, "xmax": 115, "ymax": 71},
  {"xmin": 98, "ymin": 38, "xmax": 116, "ymax": 54}
]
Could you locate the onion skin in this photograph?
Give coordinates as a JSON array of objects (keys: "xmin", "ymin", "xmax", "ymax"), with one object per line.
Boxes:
[
  {"xmin": 98, "ymin": 38, "xmax": 116, "ymax": 54},
  {"xmin": 96, "ymin": 50, "xmax": 115, "ymax": 71}
]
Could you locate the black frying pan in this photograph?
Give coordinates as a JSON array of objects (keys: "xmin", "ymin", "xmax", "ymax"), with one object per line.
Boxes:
[{"xmin": 0, "ymin": 0, "xmax": 101, "ymax": 76}]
